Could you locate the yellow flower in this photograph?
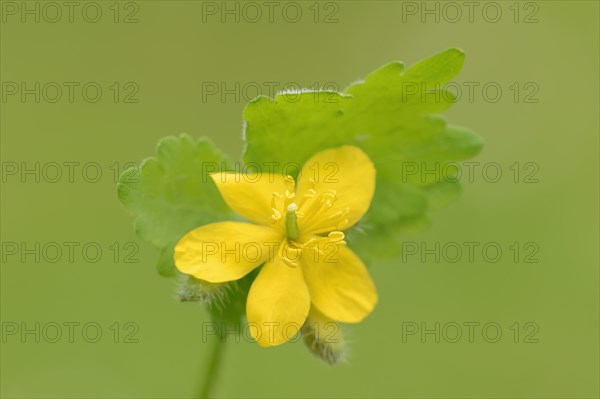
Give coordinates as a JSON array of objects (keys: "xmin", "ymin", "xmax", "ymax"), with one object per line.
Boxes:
[{"xmin": 174, "ymin": 146, "xmax": 378, "ymax": 347}]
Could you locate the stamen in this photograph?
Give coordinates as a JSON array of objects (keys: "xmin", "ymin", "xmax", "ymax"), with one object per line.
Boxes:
[
  {"xmin": 328, "ymin": 207, "xmax": 349, "ymax": 220},
  {"xmin": 294, "ymin": 186, "xmax": 350, "ymax": 234},
  {"xmin": 336, "ymin": 218, "xmax": 349, "ymax": 230},
  {"xmin": 298, "ymin": 231, "xmax": 347, "ymax": 259},
  {"xmin": 270, "ymin": 192, "xmax": 284, "ymax": 223},
  {"xmin": 279, "ymin": 242, "xmax": 301, "ymax": 267},
  {"xmin": 328, "ymin": 231, "xmax": 345, "ymax": 242},
  {"xmin": 296, "ymin": 189, "xmax": 315, "ymax": 209}
]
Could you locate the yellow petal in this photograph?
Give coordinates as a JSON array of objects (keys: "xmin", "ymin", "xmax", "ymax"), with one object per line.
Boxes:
[
  {"xmin": 174, "ymin": 222, "xmax": 282, "ymax": 283},
  {"xmin": 296, "ymin": 146, "xmax": 376, "ymax": 235},
  {"xmin": 246, "ymin": 253, "xmax": 310, "ymax": 347},
  {"xmin": 302, "ymin": 245, "xmax": 377, "ymax": 323},
  {"xmin": 211, "ymin": 172, "xmax": 289, "ymax": 227}
]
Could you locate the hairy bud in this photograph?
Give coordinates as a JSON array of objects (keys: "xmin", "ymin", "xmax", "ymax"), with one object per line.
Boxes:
[
  {"xmin": 302, "ymin": 308, "xmax": 347, "ymax": 365},
  {"xmin": 176, "ymin": 273, "xmax": 233, "ymax": 309}
]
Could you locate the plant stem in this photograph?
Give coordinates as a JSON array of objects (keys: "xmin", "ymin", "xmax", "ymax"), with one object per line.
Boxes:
[{"xmin": 197, "ymin": 331, "xmax": 226, "ymax": 399}]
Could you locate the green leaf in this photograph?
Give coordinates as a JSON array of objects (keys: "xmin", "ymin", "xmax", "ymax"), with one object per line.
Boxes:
[
  {"xmin": 347, "ymin": 216, "xmax": 430, "ymax": 265},
  {"xmin": 242, "ymin": 92, "xmax": 352, "ymax": 179},
  {"xmin": 242, "ymin": 48, "xmax": 483, "ymax": 261},
  {"xmin": 118, "ymin": 134, "xmax": 233, "ymax": 276},
  {"xmin": 400, "ymin": 47, "xmax": 465, "ymax": 89}
]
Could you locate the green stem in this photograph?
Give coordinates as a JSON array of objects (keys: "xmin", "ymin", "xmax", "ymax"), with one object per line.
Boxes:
[{"xmin": 197, "ymin": 330, "xmax": 226, "ymax": 399}]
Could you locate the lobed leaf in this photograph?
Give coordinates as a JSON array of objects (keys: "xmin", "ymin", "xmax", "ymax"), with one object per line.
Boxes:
[
  {"xmin": 242, "ymin": 48, "xmax": 483, "ymax": 261},
  {"xmin": 118, "ymin": 134, "xmax": 233, "ymax": 276}
]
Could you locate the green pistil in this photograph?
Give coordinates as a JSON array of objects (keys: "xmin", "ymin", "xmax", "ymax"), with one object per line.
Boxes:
[{"xmin": 285, "ymin": 203, "xmax": 299, "ymax": 240}]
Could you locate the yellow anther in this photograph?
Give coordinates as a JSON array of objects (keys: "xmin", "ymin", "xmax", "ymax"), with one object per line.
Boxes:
[
  {"xmin": 279, "ymin": 242, "xmax": 302, "ymax": 267},
  {"xmin": 328, "ymin": 231, "xmax": 345, "ymax": 242}
]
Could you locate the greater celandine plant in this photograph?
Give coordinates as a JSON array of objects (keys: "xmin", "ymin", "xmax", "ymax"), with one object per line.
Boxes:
[{"xmin": 118, "ymin": 48, "xmax": 483, "ymax": 397}]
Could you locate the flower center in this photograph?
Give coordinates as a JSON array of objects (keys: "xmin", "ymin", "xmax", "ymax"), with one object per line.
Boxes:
[
  {"xmin": 269, "ymin": 175, "xmax": 348, "ymax": 267},
  {"xmin": 278, "ymin": 232, "xmax": 347, "ymax": 268}
]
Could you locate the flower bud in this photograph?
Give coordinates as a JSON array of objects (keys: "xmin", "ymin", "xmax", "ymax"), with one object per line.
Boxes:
[
  {"xmin": 302, "ymin": 308, "xmax": 347, "ymax": 365},
  {"xmin": 176, "ymin": 273, "xmax": 232, "ymax": 309}
]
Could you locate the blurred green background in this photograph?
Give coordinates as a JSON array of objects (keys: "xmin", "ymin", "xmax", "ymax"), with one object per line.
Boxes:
[{"xmin": 1, "ymin": 1, "xmax": 598, "ymax": 398}]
